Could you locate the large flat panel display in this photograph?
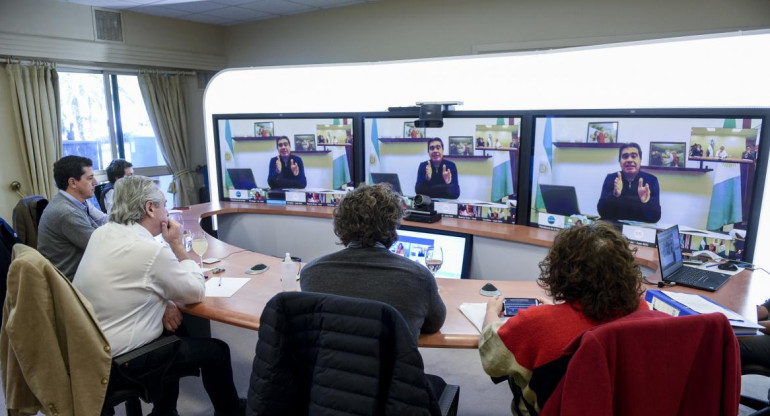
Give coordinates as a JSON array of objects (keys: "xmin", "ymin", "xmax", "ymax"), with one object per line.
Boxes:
[
  {"xmin": 364, "ymin": 115, "xmax": 522, "ymax": 224},
  {"xmin": 529, "ymin": 113, "xmax": 766, "ymax": 261},
  {"xmin": 213, "ymin": 115, "xmax": 355, "ymax": 203}
]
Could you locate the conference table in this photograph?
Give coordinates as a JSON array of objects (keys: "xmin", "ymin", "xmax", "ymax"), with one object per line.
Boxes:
[{"xmin": 176, "ymin": 202, "xmax": 770, "ymax": 349}]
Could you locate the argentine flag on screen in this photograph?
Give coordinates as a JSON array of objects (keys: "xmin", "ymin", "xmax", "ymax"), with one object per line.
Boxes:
[
  {"xmin": 223, "ymin": 120, "xmax": 234, "ymax": 189},
  {"xmin": 367, "ymin": 118, "xmax": 381, "ymax": 182},
  {"xmin": 706, "ymin": 119, "xmax": 742, "ymax": 230}
]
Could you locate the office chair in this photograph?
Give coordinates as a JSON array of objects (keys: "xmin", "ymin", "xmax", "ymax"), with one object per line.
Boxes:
[
  {"xmin": 539, "ymin": 309, "xmax": 740, "ymax": 416},
  {"xmin": 739, "ymin": 363, "xmax": 770, "ymax": 415},
  {"xmin": 0, "ymin": 244, "xmax": 198, "ymax": 416},
  {"xmin": 248, "ymin": 291, "xmax": 460, "ymax": 416},
  {"xmin": 12, "ymin": 195, "xmax": 48, "ymax": 248},
  {"xmin": 0, "ymin": 217, "xmax": 20, "ymax": 323},
  {"xmin": 95, "ymin": 182, "xmax": 112, "ymax": 213}
]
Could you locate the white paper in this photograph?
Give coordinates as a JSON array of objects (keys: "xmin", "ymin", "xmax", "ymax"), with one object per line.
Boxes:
[
  {"xmin": 205, "ymin": 277, "xmax": 250, "ymax": 297},
  {"xmin": 665, "ymin": 292, "xmax": 762, "ymax": 329},
  {"xmin": 458, "ymin": 303, "xmax": 487, "ymax": 333}
]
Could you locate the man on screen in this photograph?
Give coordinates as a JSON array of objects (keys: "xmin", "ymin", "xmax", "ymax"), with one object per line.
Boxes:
[
  {"xmin": 414, "ymin": 138, "xmax": 460, "ymax": 199},
  {"xmin": 267, "ymin": 136, "xmax": 307, "ymax": 189},
  {"xmin": 597, "ymin": 142, "xmax": 661, "ymax": 223}
]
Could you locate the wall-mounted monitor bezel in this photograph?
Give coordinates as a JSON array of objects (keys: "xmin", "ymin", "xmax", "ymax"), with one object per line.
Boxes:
[
  {"xmin": 526, "ymin": 108, "xmax": 769, "ymax": 262},
  {"xmin": 361, "ymin": 110, "xmax": 528, "ymax": 226},
  {"xmin": 212, "ymin": 112, "xmax": 359, "ymax": 203}
]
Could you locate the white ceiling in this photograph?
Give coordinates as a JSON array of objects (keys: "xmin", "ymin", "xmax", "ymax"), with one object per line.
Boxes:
[{"xmin": 52, "ymin": 0, "xmax": 382, "ymax": 26}]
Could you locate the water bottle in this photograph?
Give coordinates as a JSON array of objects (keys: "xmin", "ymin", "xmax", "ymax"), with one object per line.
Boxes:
[{"xmin": 281, "ymin": 253, "xmax": 298, "ymax": 292}]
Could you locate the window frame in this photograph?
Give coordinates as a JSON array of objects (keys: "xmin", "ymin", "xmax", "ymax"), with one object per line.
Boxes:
[{"xmin": 59, "ymin": 67, "xmax": 171, "ymax": 181}]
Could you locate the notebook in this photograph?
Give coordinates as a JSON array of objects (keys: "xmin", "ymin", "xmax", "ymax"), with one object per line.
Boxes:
[
  {"xmin": 371, "ymin": 173, "xmax": 403, "ymax": 195},
  {"xmin": 656, "ymin": 225, "xmax": 731, "ymax": 292},
  {"xmin": 539, "ymin": 184, "xmax": 581, "ymax": 216},
  {"xmin": 227, "ymin": 168, "xmax": 258, "ymax": 190}
]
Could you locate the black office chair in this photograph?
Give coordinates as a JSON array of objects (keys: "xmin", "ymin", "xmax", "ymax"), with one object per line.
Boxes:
[
  {"xmin": 95, "ymin": 182, "xmax": 112, "ymax": 213},
  {"xmin": 0, "ymin": 244, "xmax": 198, "ymax": 416},
  {"xmin": 248, "ymin": 291, "xmax": 459, "ymax": 416},
  {"xmin": 0, "ymin": 217, "xmax": 20, "ymax": 317},
  {"xmin": 101, "ymin": 335, "xmax": 200, "ymax": 416},
  {"xmin": 740, "ymin": 364, "xmax": 770, "ymax": 415}
]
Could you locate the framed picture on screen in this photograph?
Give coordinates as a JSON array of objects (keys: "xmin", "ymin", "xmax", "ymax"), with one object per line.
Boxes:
[
  {"xmin": 254, "ymin": 121, "xmax": 274, "ymax": 137},
  {"xmin": 403, "ymin": 122, "xmax": 426, "ymax": 139},
  {"xmin": 448, "ymin": 136, "xmax": 474, "ymax": 156},
  {"xmin": 587, "ymin": 121, "xmax": 618, "ymax": 143},
  {"xmin": 294, "ymin": 134, "xmax": 316, "ymax": 151},
  {"xmin": 649, "ymin": 142, "xmax": 687, "ymax": 168}
]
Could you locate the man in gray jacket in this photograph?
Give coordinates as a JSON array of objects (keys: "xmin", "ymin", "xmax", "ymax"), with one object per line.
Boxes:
[{"xmin": 38, "ymin": 155, "xmax": 108, "ymax": 280}]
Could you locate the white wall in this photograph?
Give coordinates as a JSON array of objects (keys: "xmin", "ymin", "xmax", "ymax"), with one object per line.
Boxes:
[
  {"xmin": 0, "ymin": 0, "xmax": 226, "ymax": 70},
  {"xmin": 224, "ymin": 0, "xmax": 770, "ymax": 67},
  {"xmin": 0, "ymin": 0, "xmax": 226, "ymax": 220}
]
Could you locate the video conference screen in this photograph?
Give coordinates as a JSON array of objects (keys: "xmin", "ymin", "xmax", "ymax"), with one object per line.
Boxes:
[
  {"xmin": 529, "ymin": 114, "xmax": 764, "ymax": 260},
  {"xmin": 364, "ymin": 115, "xmax": 521, "ymax": 223},
  {"xmin": 390, "ymin": 226, "xmax": 473, "ymax": 279},
  {"xmin": 213, "ymin": 115, "xmax": 355, "ymax": 203}
]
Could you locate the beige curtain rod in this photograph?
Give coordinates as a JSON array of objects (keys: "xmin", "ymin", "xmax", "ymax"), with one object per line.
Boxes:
[{"xmin": 2, "ymin": 56, "xmax": 196, "ymax": 76}]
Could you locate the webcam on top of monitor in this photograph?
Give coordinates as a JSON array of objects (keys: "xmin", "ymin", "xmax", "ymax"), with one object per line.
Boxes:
[{"xmin": 414, "ymin": 101, "xmax": 462, "ymax": 128}]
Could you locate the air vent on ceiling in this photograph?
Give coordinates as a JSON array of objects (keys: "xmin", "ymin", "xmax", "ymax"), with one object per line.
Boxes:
[{"xmin": 93, "ymin": 9, "xmax": 124, "ymax": 43}]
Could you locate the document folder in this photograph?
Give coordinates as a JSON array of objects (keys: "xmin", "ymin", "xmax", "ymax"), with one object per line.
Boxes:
[{"xmin": 645, "ymin": 289, "xmax": 761, "ymax": 335}]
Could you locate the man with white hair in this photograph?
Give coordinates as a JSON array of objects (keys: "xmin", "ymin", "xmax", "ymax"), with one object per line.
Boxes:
[{"xmin": 75, "ymin": 175, "xmax": 244, "ymax": 416}]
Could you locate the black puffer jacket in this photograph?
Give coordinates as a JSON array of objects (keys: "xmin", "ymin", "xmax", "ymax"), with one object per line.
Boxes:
[{"xmin": 247, "ymin": 291, "xmax": 441, "ymax": 416}]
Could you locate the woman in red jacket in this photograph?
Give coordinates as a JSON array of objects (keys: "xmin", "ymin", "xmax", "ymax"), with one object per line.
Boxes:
[{"xmin": 479, "ymin": 222, "xmax": 647, "ymax": 415}]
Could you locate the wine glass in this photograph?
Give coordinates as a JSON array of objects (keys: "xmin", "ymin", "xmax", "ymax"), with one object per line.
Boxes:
[
  {"xmin": 191, "ymin": 231, "xmax": 209, "ymax": 268},
  {"xmin": 425, "ymin": 246, "xmax": 443, "ymax": 275}
]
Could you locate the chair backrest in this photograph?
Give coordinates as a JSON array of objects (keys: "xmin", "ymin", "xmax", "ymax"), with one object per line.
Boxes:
[
  {"xmin": 12, "ymin": 195, "xmax": 49, "ymax": 248},
  {"xmin": 248, "ymin": 291, "xmax": 441, "ymax": 416},
  {"xmin": 540, "ymin": 309, "xmax": 740, "ymax": 416},
  {"xmin": 1, "ymin": 244, "xmax": 113, "ymax": 415},
  {"xmin": 0, "ymin": 217, "xmax": 20, "ymax": 315},
  {"xmin": 95, "ymin": 182, "xmax": 112, "ymax": 214}
]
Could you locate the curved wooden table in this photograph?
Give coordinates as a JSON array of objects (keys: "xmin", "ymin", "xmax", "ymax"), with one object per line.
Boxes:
[{"xmin": 177, "ymin": 202, "xmax": 769, "ymax": 348}]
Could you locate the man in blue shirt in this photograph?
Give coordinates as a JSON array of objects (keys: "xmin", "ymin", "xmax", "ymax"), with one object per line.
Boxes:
[
  {"xmin": 414, "ymin": 138, "xmax": 460, "ymax": 199},
  {"xmin": 38, "ymin": 155, "xmax": 108, "ymax": 280}
]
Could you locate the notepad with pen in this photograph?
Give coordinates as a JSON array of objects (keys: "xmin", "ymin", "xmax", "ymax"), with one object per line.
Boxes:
[{"xmin": 645, "ymin": 289, "xmax": 763, "ymax": 335}]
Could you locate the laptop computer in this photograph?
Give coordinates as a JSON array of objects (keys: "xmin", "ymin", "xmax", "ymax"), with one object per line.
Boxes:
[
  {"xmin": 227, "ymin": 168, "xmax": 258, "ymax": 190},
  {"xmin": 656, "ymin": 225, "xmax": 731, "ymax": 292},
  {"xmin": 371, "ymin": 173, "xmax": 403, "ymax": 195},
  {"xmin": 539, "ymin": 184, "xmax": 581, "ymax": 216}
]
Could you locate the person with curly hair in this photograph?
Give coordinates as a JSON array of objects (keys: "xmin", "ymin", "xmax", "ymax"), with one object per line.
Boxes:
[
  {"xmin": 478, "ymin": 222, "xmax": 647, "ymax": 415},
  {"xmin": 299, "ymin": 183, "xmax": 446, "ymax": 342}
]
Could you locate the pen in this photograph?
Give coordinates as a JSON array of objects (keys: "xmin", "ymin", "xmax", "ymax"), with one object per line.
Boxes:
[
  {"xmin": 219, "ymin": 276, "xmax": 223, "ymax": 286},
  {"xmin": 706, "ymin": 264, "xmax": 719, "ymax": 268}
]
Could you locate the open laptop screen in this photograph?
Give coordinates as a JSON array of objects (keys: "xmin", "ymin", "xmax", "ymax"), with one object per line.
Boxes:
[
  {"xmin": 371, "ymin": 173, "xmax": 403, "ymax": 195},
  {"xmin": 227, "ymin": 168, "xmax": 258, "ymax": 190},
  {"xmin": 657, "ymin": 225, "xmax": 684, "ymax": 279}
]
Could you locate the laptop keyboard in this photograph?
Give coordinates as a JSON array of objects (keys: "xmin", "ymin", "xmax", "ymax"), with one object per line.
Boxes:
[{"xmin": 674, "ymin": 267, "xmax": 716, "ymax": 286}]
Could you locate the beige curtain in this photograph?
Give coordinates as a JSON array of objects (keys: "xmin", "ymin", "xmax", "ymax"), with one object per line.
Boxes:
[
  {"xmin": 138, "ymin": 72, "xmax": 197, "ymax": 207},
  {"xmin": 6, "ymin": 63, "xmax": 61, "ymax": 198}
]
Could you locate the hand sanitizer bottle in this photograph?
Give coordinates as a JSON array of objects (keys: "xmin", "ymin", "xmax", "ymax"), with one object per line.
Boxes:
[{"xmin": 281, "ymin": 253, "xmax": 298, "ymax": 291}]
